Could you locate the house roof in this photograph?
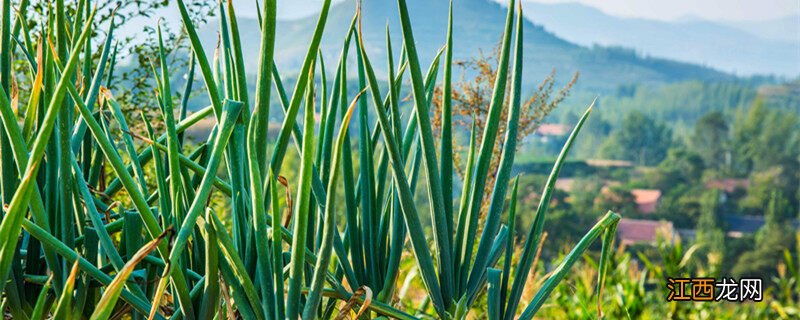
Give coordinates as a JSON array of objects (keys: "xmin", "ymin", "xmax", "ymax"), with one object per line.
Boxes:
[
  {"xmin": 555, "ymin": 178, "xmax": 575, "ymax": 192},
  {"xmin": 585, "ymin": 159, "xmax": 634, "ymax": 168},
  {"xmin": 721, "ymin": 214, "xmax": 799, "ymax": 238},
  {"xmin": 617, "ymin": 218, "xmax": 674, "ymax": 245},
  {"xmin": 722, "ymin": 214, "xmax": 765, "ymax": 234},
  {"xmin": 535, "ymin": 124, "xmax": 570, "ymax": 136},
  {"xmin": 631, "ymin": 189, "xmax": 662, "ymax": 214},
  {"xmin": 705, "ymin": 179, "xmax": 749, "ymax": 193}
]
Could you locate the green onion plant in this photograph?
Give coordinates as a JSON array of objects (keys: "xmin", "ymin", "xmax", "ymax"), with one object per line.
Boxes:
[{"xmin": 0, "ymin": 0, "xmax": 620, "ymax": 318}]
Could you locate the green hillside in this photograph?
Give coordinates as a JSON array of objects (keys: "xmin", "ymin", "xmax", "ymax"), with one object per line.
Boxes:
[
  {"xmin": 198, "ymin": 0, "xmax": 732, "ymax": 92},
  {"xmin": 518, "ymin": 1, "xmax": 799, "ymax": 76}
]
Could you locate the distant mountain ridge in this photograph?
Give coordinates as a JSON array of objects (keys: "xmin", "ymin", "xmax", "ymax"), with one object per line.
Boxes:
[
  {"xmin": 517, "ymin": 1, "xmax": 799, "ymax": 77},
  {"xmin": 718, "ymin": 14, "xmax": 799, "ymax": 43},
  {"xmin": 199, "ymin": 0, "xmax": 733, "ymax": 92}
]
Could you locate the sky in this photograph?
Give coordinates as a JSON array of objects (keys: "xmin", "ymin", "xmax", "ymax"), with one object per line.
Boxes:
[
  {"xmin": 274, "ymin": 0, "xmax": 799, "ymax": 22},
  {"xmin": 502, "ymin": 0, "xmax": 798, "ymax": 22}
]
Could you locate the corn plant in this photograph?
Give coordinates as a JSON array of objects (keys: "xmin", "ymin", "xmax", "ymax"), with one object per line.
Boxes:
[{"xmin": 0, "ymin": 0, "xmax": 620, "ymax": 319}]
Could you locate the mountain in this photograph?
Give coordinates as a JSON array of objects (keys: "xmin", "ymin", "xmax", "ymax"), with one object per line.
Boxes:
[
  {"xmin": 199, "ymin": 0, "xmax": 732, "ymax": 92},
  {"xmin": 275, "ymin": 0, "xmax": 338, "ymax": 20},
  {"xmin": 719, "ymin": 14, "xmax": 800, "ymax": 43},
  {"xmin": 516, "ymin": 1, "xmax": 799, "ymax": 77}
]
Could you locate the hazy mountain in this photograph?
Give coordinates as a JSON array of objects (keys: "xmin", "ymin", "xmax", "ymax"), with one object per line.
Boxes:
[
  {"xmin": 199, "ymin": 0, "xmax": 732, "ymax": 92},
  {"xmin": 719, "ymin": 14, "xmax": 800, "ymax": 43},
  {"xmin": 517, "ymin": 1, "xmax": 799, "ymax": 77}
]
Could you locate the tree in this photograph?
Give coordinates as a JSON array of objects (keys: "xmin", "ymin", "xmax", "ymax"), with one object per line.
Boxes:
[
  {"xmin": 570, "ymin": 111, "xmax": 612, "ymax": 158},
  {"xmin": 691, "ymin": 111, "xmax": 730, "ymax": 170},
  {"xmin": 593, "ymin": 186, "xmax": 637, "ymax": 215},
  {"xmin": 600, "ymin": 111, "xmax": 673, "ymax": 166},
  {"xmin": 736, "ymin": 166, "xmax": 798, "ymax": 217},
  {"xmin": 430, "ymin": 45, "xmax": 578, "ymax": 209},
  {"xmin": 647, "ymin": 148, "xmax": 705, "ymax": 190},
  {"xmin": 113, "ymin": 1, "xmax": 217, "ymax": 135},
  {"xmin": 16, "ymin": 0, "xmax": 217, "ymax": 136},
  {"xmin": 732, "ymin": 99, "xmax": 800, "ymax": 175},
  {"xmin": 696, "ymin": 190, "xmax": 725, "ymax": 263},
  {"xmin": 733, "ymin": 191, "xmax": 794, "ymax": 278}
]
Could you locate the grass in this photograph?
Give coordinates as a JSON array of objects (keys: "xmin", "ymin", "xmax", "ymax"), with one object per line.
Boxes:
[{"xmin": 0, "ymin": 0, "xmax": 620, "ymax": 319}]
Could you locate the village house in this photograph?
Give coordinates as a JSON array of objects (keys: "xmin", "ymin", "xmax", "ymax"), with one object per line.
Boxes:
[
  {"xmin": 616, "ymin": 218, "xmax": 676, "ymax": 245},
  {"xmin": 631, "ymin": 189, "xmax": 662, "ymax": 214}
]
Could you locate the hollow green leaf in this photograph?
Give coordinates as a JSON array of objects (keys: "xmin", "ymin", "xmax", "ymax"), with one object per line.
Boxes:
[
  {"xmin": 90, "ymin": 229, "xmax": 172, "ymax": 320},
  {"xmin": 518, "ymin": 211, "xmax": 621, "ymax": 319},
  {"xmin": 504, "ymin": 100, "xmax": 595, "ymax": 319}
]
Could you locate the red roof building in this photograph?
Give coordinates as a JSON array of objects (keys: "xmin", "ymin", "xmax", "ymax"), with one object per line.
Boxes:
[
  {"xmin": 631, "ymin": 189, "xmax": 662, "ymax": 214},
  {"xmin": 555, "ymin": 178, "xmax": 575, "ymax": 192},
  {"xmin": 617, "ymin": 218, "xmax": 675, "ymax": 245},
  {"xmin": 705, "ymin": 179, "xmax": 749, "ymax": 193},
  {"xmin": 535, "ymin": 124, "xmax": 570, "ymax": 136},
  {"xmin": 585, "ymin": 159, "xmax": 634, "ymax": 168}
]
